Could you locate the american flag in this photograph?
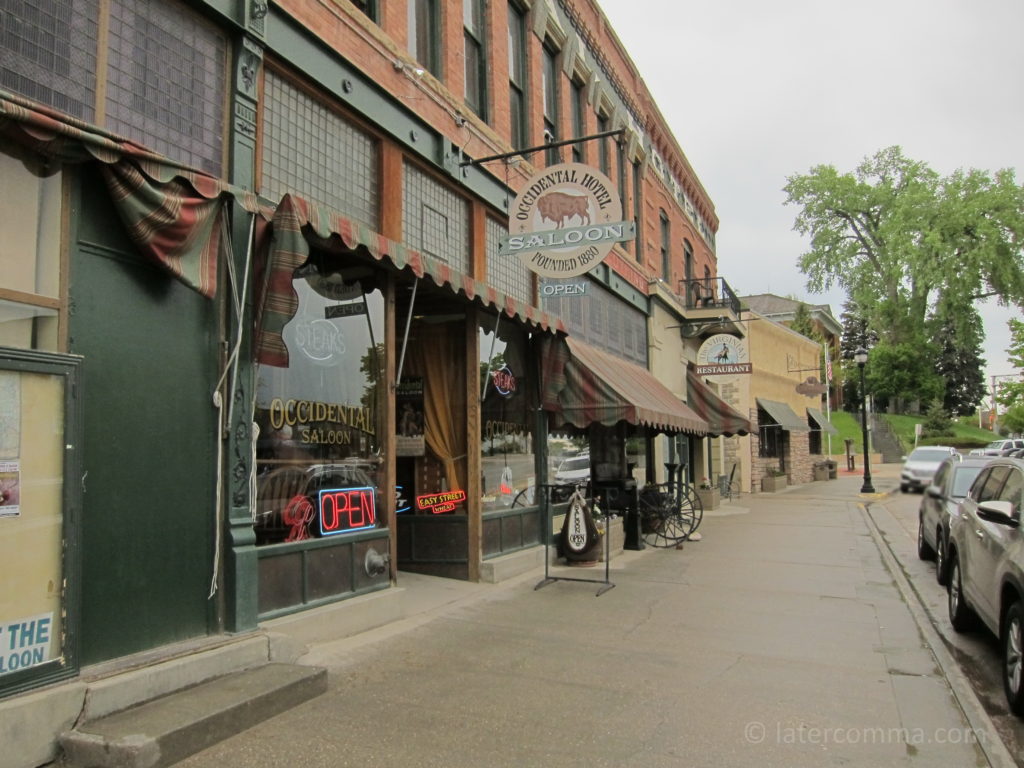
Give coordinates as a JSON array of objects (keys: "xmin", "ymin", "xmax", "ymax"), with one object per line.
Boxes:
[{"xmin": 826, "ymin": 355, "xmax": 833, "ymax": 382}]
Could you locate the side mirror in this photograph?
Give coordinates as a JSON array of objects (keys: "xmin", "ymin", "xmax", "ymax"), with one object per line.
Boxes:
[
  {"xmin": 976, "ymin": 500, "xmax": 1020, "ymax": 528},
  {"xmin": 925, "ymin": 485, "xmax": 942, "ymax": 499}
]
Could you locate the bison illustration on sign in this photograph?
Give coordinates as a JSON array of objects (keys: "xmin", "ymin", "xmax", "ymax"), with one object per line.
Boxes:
[{"xmin": 537, "ymin": 192, "xmax": 590, "ymax": 228}]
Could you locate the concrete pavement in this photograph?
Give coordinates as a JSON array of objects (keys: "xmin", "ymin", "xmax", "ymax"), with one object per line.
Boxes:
[{"xmin": 170, "ymin": 465, "xmax": 1015, "ymax": 768}]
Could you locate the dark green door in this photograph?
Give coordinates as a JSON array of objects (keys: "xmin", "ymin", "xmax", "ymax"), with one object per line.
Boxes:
[{"xmin": 70, "ymin": 174, "xmax": 217, "ymax": 665}]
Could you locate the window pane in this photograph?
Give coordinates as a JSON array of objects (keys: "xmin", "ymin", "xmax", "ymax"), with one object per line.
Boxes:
[
  {"xmin": 106, "ymin": 0, "xmax": 226, "ymax": 175},
  {"xmin": 0, "ymin": 0, "xmax": 98, "ymax": 120},
  {"xmin": 254, "ymin": 268, "xmax": 386, "ymax": 545},
  {"xmin": 0, "ymin": 153, "xmax": 61, "ymax": 298},
  {"xmin": 261, "ymin": 71, "xmax": 379, "ymax": 228},
  {"xmin": 0, "ymin": 300, "xmax": 58, "ymax": 352}
]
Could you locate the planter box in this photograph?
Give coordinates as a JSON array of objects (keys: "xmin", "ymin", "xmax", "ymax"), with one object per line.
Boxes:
[
  {"xmin": 696, "ymin": 488, "xmax": 720, "ymax": 510},
  {"xmin": 761, "ymin": 475, "xmax": 787, "ymax": 493},
  {"xmin": 596, "ymin": 517, "xmax": 625, "ymax": 562}
]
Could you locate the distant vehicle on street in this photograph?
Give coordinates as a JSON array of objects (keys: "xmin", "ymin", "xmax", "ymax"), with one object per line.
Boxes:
[
  {"xmin": 969, "ymin": 439, "xmax": 1024, "ymax": 457},
  {"xmin": 917, "ymin": 456, "xmax": 992, "ymax": 585},
  {"xmin": 945, "ymin": 456, "xmax": 1024, "ymax": 717},
  {"xmin": 554, "ymin": 453, "xmax": 591, "ymax": 486},
  {"xmin": 900, "ymin": 446, "xmax": 960, "ymax": 493}
]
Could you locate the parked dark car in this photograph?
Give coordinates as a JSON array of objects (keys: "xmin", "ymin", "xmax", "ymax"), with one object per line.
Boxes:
[
  {"xmin": 900, "ymin": 446, "xmax": 960, "ymax": 493},
  {"xmin": 945, "ymin": 457, "xmax": 1024, "ymax": 717},
  {"xmin": 917, "ymin": 456, "xmax": 992, "ymax": 585}
]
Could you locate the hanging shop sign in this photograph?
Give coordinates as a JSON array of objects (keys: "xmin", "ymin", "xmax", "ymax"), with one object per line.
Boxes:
[
  {"xmin": 696, "ymin": 334, "xmax": 751, "ymax": 376},
  {"xmin": 502, "ymin": 163, "xmax": 634, "ymax": 278},
  {"xmin": 795, "ymin": 376, "xmax": 827, "ymax": 396},
  {"xmin": 396, "ymin": 378, "xmax": 425, "ymax": 457},
  {"xmin": 539, "ymin": 280, "xmax": 588, "ymax": 297},
  {"xmin": 416, "ymin": 489, "xmax": 467, "ymax": 514}
]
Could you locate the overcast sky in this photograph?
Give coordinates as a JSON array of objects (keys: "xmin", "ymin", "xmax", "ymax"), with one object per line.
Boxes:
[{"xmin": 596, "ymin": 0, "xmax": 1023, "ymax": 393}]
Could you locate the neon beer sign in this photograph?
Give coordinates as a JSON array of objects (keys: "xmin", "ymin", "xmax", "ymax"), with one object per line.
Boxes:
[
  {"xmin": 491, "ymin": 365, "xmax": 517, "ymax": 397},
  {"xmin": 416, "ymin": 490, "xmax": 467, "ymax": 514},
  {"xmin": 318, "ymin": 486, "xmax": 377, "ymax": 535}
]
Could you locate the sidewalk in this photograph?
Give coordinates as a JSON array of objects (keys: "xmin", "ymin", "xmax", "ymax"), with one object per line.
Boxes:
[{"xmin": 172, "ymin": 465, "xmax": 1012, "ymax": 768}]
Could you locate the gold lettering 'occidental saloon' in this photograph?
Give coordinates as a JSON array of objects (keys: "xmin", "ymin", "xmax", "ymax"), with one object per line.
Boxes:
[
  {"xmin": 501, "ymin": 162, "xmax": 635, "ymax": 279},
  {"xmin": 268, "ymin": 397, "xmax": 376, "ymax": 435}
]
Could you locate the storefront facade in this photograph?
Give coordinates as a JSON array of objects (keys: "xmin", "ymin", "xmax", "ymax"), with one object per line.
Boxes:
[{"xmin": 1, "ymin": 0, "xmax": 738, "ymax": 761}]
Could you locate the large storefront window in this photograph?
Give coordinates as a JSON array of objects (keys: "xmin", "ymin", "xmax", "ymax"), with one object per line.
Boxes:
[
  {"xmin": 254, "ymin": 257, "xmax": 386, "ymax": 545},
  {"xmin": 0, "ymin": 151, "xmax": 62, "ymax": 352},
  {"xmin": 479, "ymin": 321, "xmax": 535, "ymax": 510}
]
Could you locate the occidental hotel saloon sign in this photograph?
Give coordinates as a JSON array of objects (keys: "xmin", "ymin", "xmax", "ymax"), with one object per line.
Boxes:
[
  {"xmin": 501, "ymin": 163, "xmax": 635, "ymax": 278},
  {"xmin": 696, "ymin": 334, "xmax": 751, "ymax": 376}
]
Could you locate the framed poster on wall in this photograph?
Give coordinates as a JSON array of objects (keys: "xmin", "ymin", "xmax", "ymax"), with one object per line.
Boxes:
[{"xmin": 0, "ymin": 348, "xmax": 81, "ymax": 698}]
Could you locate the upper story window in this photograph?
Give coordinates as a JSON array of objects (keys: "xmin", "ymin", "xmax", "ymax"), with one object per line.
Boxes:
[
  {"xmin": 507, "ymin": 2, "xmax": 527, "ymax": 150},
  {"xmin": 659, "ymin": 210, "xmax": 671, "ymax": 280},
  {"xmin": 632, "ymin": 159, "xmax": 643, "ymax": 263},
  {"xmin": 542, "ymin": 42, "xmax": 559, "ymax": 165},
  {"xmin": 684, "ymin": 238, "xmax": 694, "ymax": 283},
  {"xmin": 463, "ymin": 0, "xmax": 486, "ymax": 119},
  {"xmin": 1, "ymin": 0, "xmax": 226, "ymax": 176},
  {"xmin": 260, "ymin": 69, "xmax": 379, "ymax": 229},
  {"xmin": 596, "ymin": 111, "xmax": 610, "ymax": 175},
  {"xmin": 409, "ymin": 0, "xmax": 440, "ymax": 77},
  {"xmin": 350, "ymin": 0, "xmax": 378, "ymax": 22},
  {"xmin": 570, "ymin": 78, "xmax": 585, "ymax": 163}
]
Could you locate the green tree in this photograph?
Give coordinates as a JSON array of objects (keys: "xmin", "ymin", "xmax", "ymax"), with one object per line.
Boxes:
[
  {"xmin": 930, "ymin": 299, "xmax": 986, "ymax": 416},
  {"xmin": 785, "ymin": 147, "xmax": 1024, "ymax": 410},
  {"xmin": 997, "ymin": 318, "xmax": 1024, "ymax": 409}
]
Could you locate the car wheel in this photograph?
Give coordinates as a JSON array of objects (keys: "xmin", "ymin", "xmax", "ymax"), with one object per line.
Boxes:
[
  {"xmin": 935, "ymin": 530, "xmax": 949, "ymax": 586},
  {"xmin": 1004, "ymin": 602, "xmax": 1024, "ymax": 717},
  {"xmin": 917, "ymin": 516, "xmax": 935, "ymax": 560},
  {"xmin": 948, "ymin": 553, "xmax": 976, "ymax": 632},
  {"xmin": 900, "ymin": 484, "xmax": 909, "ymax": 493}
]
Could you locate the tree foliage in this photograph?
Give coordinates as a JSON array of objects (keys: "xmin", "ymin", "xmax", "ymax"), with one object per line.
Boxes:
[
  {"xmin": 786, "ymin": 147, "xmax": 1024, "ymax": 412},
  {"xmin": 930, "ymin": 299, "xmax": 986, "ymax": 416},
  {"xmin": 997, "ymin": 318, "xmax": 1024, "ymax": 409}
]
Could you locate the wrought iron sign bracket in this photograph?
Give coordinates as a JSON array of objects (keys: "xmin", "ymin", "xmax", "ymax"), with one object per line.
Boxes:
[{"xmin": 459, "ymin": 128, "xmax": 626, "ymax": 167}]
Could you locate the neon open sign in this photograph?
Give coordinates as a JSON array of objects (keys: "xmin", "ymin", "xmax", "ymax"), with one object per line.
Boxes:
[{"xmin": 318, "ymin": 486, "xmax": 377, "ymax": 536}]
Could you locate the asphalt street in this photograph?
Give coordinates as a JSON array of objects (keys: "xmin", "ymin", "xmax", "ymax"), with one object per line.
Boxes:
[{"xmin": 174, "ymin": 465, "xmax": 1020, "ymax": 768}]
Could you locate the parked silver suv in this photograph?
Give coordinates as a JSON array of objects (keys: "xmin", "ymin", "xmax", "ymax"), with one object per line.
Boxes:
[
  {"xmin": 970, "ymin": 439, "xmax": 1024, "ymax": 457},
  {"xmin": 946, "ymin": 457, "xmax": 1024, "ymax": 716}
]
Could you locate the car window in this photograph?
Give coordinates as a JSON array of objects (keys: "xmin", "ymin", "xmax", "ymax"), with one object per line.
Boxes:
[
  {"xmin": 951, "ymin": 466, "xmax": 984, "ymax": 498},
  {"xmin": 1000, "ymin": 468, "xmax": 1023, "ymax": 509},
  {"xmin": 976, "ymin": 466, "xmax": 1010, "ymax": 503},
  {"xmin": 933, "ymin": 461, "xmax": 951, "ymax": 487}
]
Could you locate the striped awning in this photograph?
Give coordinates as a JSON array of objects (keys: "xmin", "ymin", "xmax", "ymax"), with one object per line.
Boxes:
[
  {"xmin": 756, "ymin": 398, "xmax": 811, "ymax": 432},
  {"xmin": 540, "ymin": 336, "xmax": 708, "ymax": 435},
  {"xmin": 807, "ymin": 407, "xmax": 838, "ymax": 434},
  {"xmin": 255, "ymin": 193, "xmax": 565, "ymax": 368},
  {"xmin": 686, "ymin": 369, "xmax": 751, "ymax": 436},
  {"xmin": 0, "ymin": 88, "xmax": 261, "ymax": 299}
]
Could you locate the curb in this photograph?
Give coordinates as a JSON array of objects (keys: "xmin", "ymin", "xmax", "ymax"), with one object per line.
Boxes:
[{"xmin": 860, "ymin": 502, "xmax": 1017, "ymax": 768}]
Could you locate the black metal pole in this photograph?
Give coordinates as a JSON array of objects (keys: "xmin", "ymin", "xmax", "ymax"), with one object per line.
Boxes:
[{"xmin": 859, "ymin": 362, "xmax": 875, "ymax": 494}]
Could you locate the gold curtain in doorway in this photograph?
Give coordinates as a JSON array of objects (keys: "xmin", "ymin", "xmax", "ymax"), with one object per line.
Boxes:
[{"xmin": 408, "ymin": 326, "xmax": 467, "ymax": 496}]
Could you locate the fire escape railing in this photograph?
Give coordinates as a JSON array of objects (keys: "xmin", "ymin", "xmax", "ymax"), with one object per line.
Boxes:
[{"xmin": 679, "ymin": 277, "xmax": 740, "ymax": 315}]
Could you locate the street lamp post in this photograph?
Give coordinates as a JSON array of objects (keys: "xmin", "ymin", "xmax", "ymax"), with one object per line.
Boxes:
[{"xmin": 854, "ymin": 346, "xmax": 875, "ymax": 494}]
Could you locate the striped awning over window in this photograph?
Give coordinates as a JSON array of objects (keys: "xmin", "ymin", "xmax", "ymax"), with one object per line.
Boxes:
[
  {"xmin": 540, "ymin": 336, "xmax": 708, "ymax": 435},
  {"xmin": 807, "ymin": 407, "xmax": 839, "ymax": 434},
  {"xmin": 686, "ymin": 369, "xmax": 751, "ymax": 436},
  {"xmin": 255, "ymin": 193, "xmax": 566, "ymax": 368},
  {"xmin": 756, "ymin": 398, "xmax": 811, "ymax": 432},
  {"xmin": 0, "ymin": 88, "xmax": 261, "ymax": 299}
]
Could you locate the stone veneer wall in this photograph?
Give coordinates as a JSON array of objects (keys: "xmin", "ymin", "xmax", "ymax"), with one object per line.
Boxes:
[{"xmin": 749, "ymin": 409, "xmax": 814, "ymax": 491}]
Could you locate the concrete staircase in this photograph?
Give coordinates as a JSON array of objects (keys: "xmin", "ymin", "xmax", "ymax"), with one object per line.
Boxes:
[
  {"xmin": 58, "ymin": 662, "xmax": 326, "ymax": 768},
  {"xmin": 871, "ymin": 415, "xmax": 905, "ymax": 464}
]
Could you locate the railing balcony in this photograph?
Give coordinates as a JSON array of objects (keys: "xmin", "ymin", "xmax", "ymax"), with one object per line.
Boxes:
[{"xmin": 679, "ymin": 277, "xmax": 741, "ymax": 316}]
